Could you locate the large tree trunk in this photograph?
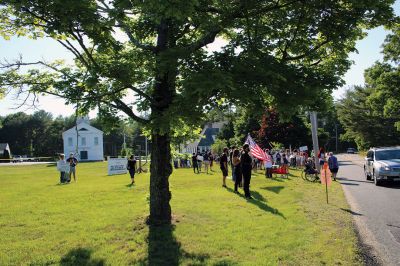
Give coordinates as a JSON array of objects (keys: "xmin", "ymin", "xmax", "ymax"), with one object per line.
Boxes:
[
  {"xmin": 147, "ymin": 19, "xmax": 177, "ymax": 225},
  {"xmin": 148, "ymin": 133, "xmax": 173, "ymax": 225}
]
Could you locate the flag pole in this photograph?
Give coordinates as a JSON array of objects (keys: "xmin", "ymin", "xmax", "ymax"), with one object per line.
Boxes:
[{"xmin": 325, "ymin": 166, "xmax": 329, "ymax": 204}]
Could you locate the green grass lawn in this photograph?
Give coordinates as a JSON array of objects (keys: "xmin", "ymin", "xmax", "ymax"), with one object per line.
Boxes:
[{"xmin": 0, "ymin": 163, "xmax": 361, "ymax": 265}]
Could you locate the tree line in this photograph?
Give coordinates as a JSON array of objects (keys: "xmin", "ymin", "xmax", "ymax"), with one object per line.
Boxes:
[
  {"xmin": 0, "ymin": 110, "xmax": 143, "ymax": 158},
  {"xmin": 337, "ymin": 24, "xmax": 400, "ymax": 150}
]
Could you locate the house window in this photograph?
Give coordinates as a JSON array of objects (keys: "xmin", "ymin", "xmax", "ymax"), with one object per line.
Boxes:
[
  {"xmin": 68, "ymin": 137, "xmax": 73, "ymax": 146},
  {"xmin": 94, "ymin": 137, "xmax": 99, "ymax": 146},
  {"xmin": 81, "ymin": 137, "xmax": 86, "ymax": 146}
]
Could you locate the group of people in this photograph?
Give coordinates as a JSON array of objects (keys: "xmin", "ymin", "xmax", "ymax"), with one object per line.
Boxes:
[
  {"xmin": 56, "ymin": 153, "xmax": 79, "ymax": 184},
  {"xmin": 219, "ymin": 144, "xmax": 253, "ymax": 199},
  {"xmin": 192, "ymin": 151, "xmax": 215, "ymax": 174},
  {"xmin": 217, "ymin": 146, "xmax": 340, "ymax": 199}
]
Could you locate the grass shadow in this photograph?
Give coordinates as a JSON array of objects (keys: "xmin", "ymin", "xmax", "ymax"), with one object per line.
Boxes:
[
  {"xmin": 337, "ymin": 177, "xmax": 371, "ymax": 184},
  {"xmin": 46, "ymin": 163, "xmax": 57, "ymax": 167},
  {"xmin": 260, "ymin": 186, "xmax": 285, "ymax": 194},
  {"xmin": 340, "ymin": 208, "xmax": 363, "ymax": 216},
  {"xmin": 60, "ymin": 247, "xmax": 104, "ymax": 266},
  {"xmin": 339, "ymin": 182, "xmax": 360, "ymax": 186},
  {"xmin": 226, "ymin": 187, "xmax": 285, "ymax": 219},
  {"xmin": 137, "ymin": 223, "xmax": 215, "ymax": 266}
]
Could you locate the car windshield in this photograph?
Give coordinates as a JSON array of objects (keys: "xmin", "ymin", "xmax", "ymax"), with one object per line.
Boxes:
[{"xmin": 375, "ymin": 150, "xmax": 400, "ymax": 160}]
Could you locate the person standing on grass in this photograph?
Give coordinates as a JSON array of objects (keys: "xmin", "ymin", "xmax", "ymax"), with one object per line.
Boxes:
[
  {"xmin": 209, "ymin": 152, "xmax": 214, "ymax": 171},
  {"xmin": 232, "ymin": 149, "xmax": 242, "ymax": 193},
  {"xmin": 220, "ymin": 147, "xmax": 229, "ymax": 187},
  {"xmin": 264, "ymin": 149, "xmax": 273, "ymax": 178},
  {"xmin": 192, "ymin": 153, "xmax": 199, "ymax": 174},
  {"xmin": 197, "ymin": 152, "xmax": 203, "ymax": 172},
  {"xmin": 229, "ymin": 146, "xmax": 236, "ymax": 181},
  {"xmin": 56, "ymin": 154, "xmax": 68, "ymax": 184},
  {"xmin": 127, "ymin": 155, "xmax": 137, "ymax": 185},
  {"xmin": 67, "ymin": 153, "xmax": 78, "ymax": 182},
  {"xmin": 241, "ymin": 144, "xmax": 253, "ymax": 199},
  {"xmin": 275, "ymin": 151, "xmax": 281, "ymax": 166},
  {"xmin": 203, "ymin": 151, "xmax": 210, "ymax": 174},
  {"xmin": 318, "ymin": 147, "xmax": 326, "ymax": 166},
  {"xmin": 328, "ymin": 152, "xmax": 339, "ymax": 181}
]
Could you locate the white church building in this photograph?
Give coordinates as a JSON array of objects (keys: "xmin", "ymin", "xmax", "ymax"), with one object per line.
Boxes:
[{"xmin": 62, "ymin": 117, "xmax": 104, "ymax": 161}]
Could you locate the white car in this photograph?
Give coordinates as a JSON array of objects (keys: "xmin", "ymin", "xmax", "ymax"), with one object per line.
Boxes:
[{"xmin": 364, "ymin": 147, "xmax": 400, "ymax": 186}]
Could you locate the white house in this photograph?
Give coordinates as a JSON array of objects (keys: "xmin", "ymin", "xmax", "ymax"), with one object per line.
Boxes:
[
  {"xmin": 62, "ymin": 117, "xmax": 104, "ymax": 161},
  {"xmin": 182, "ymin": 121, "xmax": 227, "ymax": 154}
]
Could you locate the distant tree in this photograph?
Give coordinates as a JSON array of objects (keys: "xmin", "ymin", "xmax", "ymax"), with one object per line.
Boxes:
[
  {"xmin": 211, "ymin": 139, "xmax": 228, "ymax": 155},
  {"xmin": 337, "ymin": 86, "xmax": 400, "ymax": 150}
]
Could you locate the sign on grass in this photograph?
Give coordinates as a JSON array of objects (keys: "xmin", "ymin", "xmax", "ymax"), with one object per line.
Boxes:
[{"xmin": 108, "ymin": 157, "xmax": 128, "ymax": 175}]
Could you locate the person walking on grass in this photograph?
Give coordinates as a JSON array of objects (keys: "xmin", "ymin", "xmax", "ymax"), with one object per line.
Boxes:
[
  {"xmin": 209, "ymin": 152, "xmax": 214, "ymax": 171},
  {"xmin": 220, "ymin": 147, "xmax": 229, "ymax": 187},
  {"xmin": 127, "ymin": 155, "xmax": 137, "ymax": 185},
  {"xmin": 192, "ymin": 153, "xmax": 199, "ymax": 174},
  {"xmin": 328, "ymin": 152, "xmax": 339, "ymax": 181},
  {"xmin": 241, "ymin": 144, "xmax": 253, "ymax": 199},
  {"xmin": 232, "ymin": 149, "xmax": 242, "ymax": 193},
  {"xmin": 67, "ymin": 153, "xmax": 78, "ymax": 182}
]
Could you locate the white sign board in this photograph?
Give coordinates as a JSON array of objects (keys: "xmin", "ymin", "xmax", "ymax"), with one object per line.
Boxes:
[
  {"xmin": 299, "ymin": 146, "xmax": 308, "ymax": 152},
  {"xmin": 57, "ymin": 161, "xmax": 70, "ymax": 173},
  {"xmin": 108, "ymin": 158, "xmax": 128, "ymax": 175}
]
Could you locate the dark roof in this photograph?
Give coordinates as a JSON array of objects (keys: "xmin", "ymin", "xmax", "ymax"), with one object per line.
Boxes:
[
  {"xmin": 198, "ymin": 128, "xmax": 219, "ymax": 147},
  {"xmin": 0, "ymin": 143, "xmax": 9, "ymax": 150}
]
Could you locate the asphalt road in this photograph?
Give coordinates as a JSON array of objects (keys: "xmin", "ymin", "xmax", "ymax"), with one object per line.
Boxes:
[{"xmin": 337, "ymin": 154, "xmax": 400, "ymax": 266}]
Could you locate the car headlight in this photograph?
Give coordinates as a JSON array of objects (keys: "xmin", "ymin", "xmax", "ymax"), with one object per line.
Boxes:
[{"xmin": 379, "ymin": 166, "xmax": 391, "ymax": 171}]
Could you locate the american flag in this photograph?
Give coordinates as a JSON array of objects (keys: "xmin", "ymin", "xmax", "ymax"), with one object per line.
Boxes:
[{"xmin": 245, "ymin": 134, "xmax": 270, "ymax": 162}]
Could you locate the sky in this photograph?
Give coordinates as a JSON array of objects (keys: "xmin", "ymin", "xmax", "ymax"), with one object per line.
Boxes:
[{"xmin": 0, "ymin": 2, "xmax": 399, "ymax": 118}]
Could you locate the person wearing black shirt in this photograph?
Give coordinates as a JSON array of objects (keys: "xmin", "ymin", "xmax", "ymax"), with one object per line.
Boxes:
[
  {"xmin": 220, "ymin": 147, "xmax": 229, "ymax": 187},
  {"xmin": 127, "ymin": 155, "xmax": 137, "ymax": 185},
  {"xmin": 229, "ymin": 146, "xmax": 236, "ymax": 181},
  {"xmin": 232, "ymin": 149, "xmax": 242, "ymax": 193},
  {"xmin": 192, "ymin": 153, "xmax": 199, "ymax": 174},
  {"xmin": 240, "ymin": 144, "xmax": 253, "ymax": 199}
]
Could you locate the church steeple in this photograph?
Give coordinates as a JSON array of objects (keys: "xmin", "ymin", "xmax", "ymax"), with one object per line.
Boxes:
[{"xmin": 76, "ymin": 116, "xmax": 90, "ymax": 125}]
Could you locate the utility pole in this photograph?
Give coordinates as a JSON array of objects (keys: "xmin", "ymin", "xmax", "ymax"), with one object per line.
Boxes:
[
  {"xmin": 335, "ymin": 124, "xmax": 338, "ymax": 153},
  {"xmin": 145, "ymin": 136, "xmax": 148, "ymax": 163},
  {"xmin": 75, "ymin": 102, "xmax": 79, "ymax": 158},
  {"xmin": 310, "ymin": 111, "xmax": 320, "ymax": 172}
]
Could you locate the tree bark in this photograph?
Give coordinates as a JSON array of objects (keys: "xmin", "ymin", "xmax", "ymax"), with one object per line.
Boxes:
[
  {"xmin": 149, "ymin": 133, "xmax": 173, "ymax": 225},
  {"xmin": 147, "ymin": 18, "xmax": 176, "ymax": 225}
]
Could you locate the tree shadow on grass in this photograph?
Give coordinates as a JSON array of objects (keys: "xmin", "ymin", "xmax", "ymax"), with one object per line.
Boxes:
[
  {"xmin": 60, "ymin": 248, "xmax": 105, "ymax": 266},
  {"xmin": 260, "ymin": 186, "xmax": 285, "ymax": 194},
  {"xmin": 136, "ymin": 223, "xmax": 220, "ymax": 266},
  {"xmin": 226, "ymin": 187, "xmax": 285, "ymax": 219}
]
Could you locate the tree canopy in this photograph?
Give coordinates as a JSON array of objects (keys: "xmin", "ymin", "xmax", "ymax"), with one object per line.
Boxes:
[
  {"xmin": 337, "ymin": 21, "xmax": 400, "ymax": 150},
  {"xmin": 0, "ymin": 0, "xmax": 395, "ymax": 224}
]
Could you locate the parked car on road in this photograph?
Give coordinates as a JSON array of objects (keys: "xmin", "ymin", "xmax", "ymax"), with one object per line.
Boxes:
[
  {"xmin": 12, "ymin": 155, "xmax": 23, "ymax": 163},
  {"xmin": 347, "ymin": 148, "xmax": 357, "ymax": 154},
  {"xmin": 364, "ymin": 147, "xmax": 400, "ymax": 186}
]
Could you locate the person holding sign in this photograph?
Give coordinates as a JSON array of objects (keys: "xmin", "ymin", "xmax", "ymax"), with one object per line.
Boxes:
[{"xmin": 56, "ymin": 154, "xmax": 69, "ymax": 184}]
